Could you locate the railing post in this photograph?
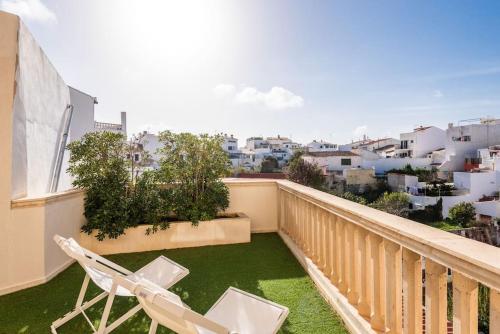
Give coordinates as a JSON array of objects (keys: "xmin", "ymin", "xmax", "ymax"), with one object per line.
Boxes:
[
  {"xmin": 370, "ymin": 233, "xmax": 386, "ymax": 332},
  {"xmin": 336, "ymin": 219, "xmax": 347, "ymax": 293},
  {"xmin": 329, "ymin": 215, "xmax": 338, "ymax": 283},
  {"xmin": 425, "ymin": 259, "xmax": 447, "ymax": 334},
  {"xmin": 402, "ymin": 248, "xmax": 422, "ymax": 334},
  {"xmin": 347, "ymin": 223, "xmax": 359, "ymax": 305},
  {"xmin": 385, "ymin": 240, "xmax": 402, "ymax": 334},
  {"xmin": 305, "ymin": 202, "xmax": 311, "ymax": 256},
  {"xmin": 313, "ymin": 206, "xmax": 320, "ymax": 263},
  {"xmin": 491, "ymin": 289, "xmax": 500, "ymax": 333},
  {"xmin": 320, "ymin": 210, "xmax": 328, "ymax": 270},
  {"xmin": 357, "ymin": 227, "xmax": 371, "ymax": 319},
  {"xmin": 452, "ymin": 272, "xmax": 478, "ymax": 334}
]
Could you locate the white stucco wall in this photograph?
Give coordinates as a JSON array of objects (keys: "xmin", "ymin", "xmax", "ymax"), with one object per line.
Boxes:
[
  {"xmin": 11, "ymin": 22, "xmax": 72, "ymax": 198},
  {"xmin": 474, "ymin": 200, "xmax": 500, "ymax": 219},
  {"xmin": 445, "ymin": 123, "xmax": 500, "ymax": 161},
  {"xmin": 362, "ymin": 157, "xmax": 432, "ymax": 175},
  {"xmin": 69, "ymin": 87, "xmax": 95, "ymax": 142}
]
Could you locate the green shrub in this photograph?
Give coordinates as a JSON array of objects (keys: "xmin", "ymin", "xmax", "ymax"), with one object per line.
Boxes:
[
  {"xmin": 157, "ymin": 131, "xmax": 230, "ymax": 224},
  {"xmin": 370, "ymin": 192, "xmax": 410, "ymax": 217},
  {"xmin": 340, "ymin": 192, "xmax": 367, "ymax": 205},
  {"xmin": 287, "ymin": 151, "xmax": 325, "ymax": 190},
  {"xmin": 448, "ymin": 202, "xmax": 476, "ymax": 227},
  {"xmin": 128, "ymin": 171, "xmax": 170, "ymax": 234},
  {"xmin": 261, "ymin": 156, "xmax": 279, "ymax": 173},
  {"xmin": 67, "ymin": 132, "xmax": 169, "ymax": 240},
  {"xmin": 67, "ymin": 132, "xmax": 131, "ymax": 240}
]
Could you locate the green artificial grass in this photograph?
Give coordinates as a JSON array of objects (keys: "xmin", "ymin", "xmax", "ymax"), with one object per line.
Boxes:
[{"xmin": 0, "ymin": 233, "xmax": 348, "ymax": 334}]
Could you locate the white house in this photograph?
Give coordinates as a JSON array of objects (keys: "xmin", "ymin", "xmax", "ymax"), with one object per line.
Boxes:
[
  {"xmin": 441, "ymin": 118, "xmax": 500, "ymax": 172},
  {"xmin": 306, "ymin": 140, "xmax": 338, "ymax": 152},
  {"xmin": 266, "ymin": 135, "xmax": 291, "ymax": 149},
  {"xmin": 246, "ymin": 137, "xmax": 269, "ymax": 150},
  {"xmin": 222, "ymin": 134, "xmax": 238, "ymax": 153},
  {"xmin": 302, "ymin": 151, "xmax": 363, "ymax": 174},
  {"xmin": 395, "ymin": 126, "xmax": 446, "ymax": 158}
]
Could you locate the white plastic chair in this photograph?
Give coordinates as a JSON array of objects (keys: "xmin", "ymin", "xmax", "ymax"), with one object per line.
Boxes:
[
  {"xmin": 51, "ymin": 235, "xmax": 189, "ymax": 334},
  {"xmin": 115, "ymin": 275, "xmax": 289, "ymax": 334}
]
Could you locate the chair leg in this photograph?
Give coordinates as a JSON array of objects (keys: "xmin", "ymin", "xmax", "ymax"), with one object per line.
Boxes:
[
  {"xmin": 149, "ymin": 320, "xmax": 158, "ymax": 334},
  {"xmin": 97, "ymin": 282, "xmax": 118, "ymax": 334},
  {"xmin": 51, "ymin": 274, "xmax": 109, "ymax": 333}
]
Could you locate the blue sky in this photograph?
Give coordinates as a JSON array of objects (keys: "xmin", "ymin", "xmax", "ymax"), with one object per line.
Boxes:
[{"xmin": 3, "ymin": 0, "xmax": 500, "ymax": 144}]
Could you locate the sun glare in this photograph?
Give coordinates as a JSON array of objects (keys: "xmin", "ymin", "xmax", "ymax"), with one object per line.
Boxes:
[{"xmin": 108, "ymin": 0, "xmax": 235, "ymax": 69}]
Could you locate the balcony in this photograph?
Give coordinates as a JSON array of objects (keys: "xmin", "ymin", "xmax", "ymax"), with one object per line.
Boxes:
[
  {"xmin": 0, "ymin": 233, "xmax": 348, "ymax": 333},
  {"xmin": 2, "ymin": 179, "xmax": 500, "ymax": 333}
]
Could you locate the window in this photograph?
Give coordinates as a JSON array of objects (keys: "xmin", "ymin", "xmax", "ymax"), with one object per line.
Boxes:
[
  {"xmin": 134, "ymin": 153, "xmax": 140, "ymax": 162},
  {"xmin": 463, "ymin": 136, "xmax": 471, "ymax": 142},
  {"xmin": 410, "ymin": 140, "xmax": 414, "ymax": 143},
  {"xmin": 401, "ymin": 140, "xmax": 408, "ymax": 149},
  {"xmin": 341, "ymin": 158, "xmax": 351, "ymax": 166}
]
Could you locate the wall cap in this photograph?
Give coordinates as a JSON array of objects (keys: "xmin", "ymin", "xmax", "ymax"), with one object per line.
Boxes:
[{"xmin": 11, "ymin": 189, "xmax": 84, "ymax": 208}]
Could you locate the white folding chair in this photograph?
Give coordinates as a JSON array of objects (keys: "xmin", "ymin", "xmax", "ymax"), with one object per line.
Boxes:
[
  {"xmin": 115, "ymin": 275, "xmax": 289, "ymax": 334},
  {"xmin": 51, "ymin": 235, "xmax": 189, "ymax": 334}
]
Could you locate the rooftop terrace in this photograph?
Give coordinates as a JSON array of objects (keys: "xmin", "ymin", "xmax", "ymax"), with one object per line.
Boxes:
[{"xmin": 0, "ymin": 234, "xmax": 347, "ymax": 334}]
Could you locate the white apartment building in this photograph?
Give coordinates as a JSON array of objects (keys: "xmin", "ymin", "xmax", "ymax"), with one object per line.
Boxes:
[
  {"xmin": 306, "ymin": 140, "xmax": 338, "ymax": 152},
  {"xmin": 266, "ymin": 135, "xmax": 291, "ymax": 149},
  {"xmin": 441, "ymin": 118, "xmax": 500, "ymax": 171},
  {"xmin": 222, "ymin": 134, "xmax": 238, "ymax": 152},
  {"xmin": 94, "ymin": 111, "xmax": 127, "ymax": 138},
  {"xmin": 246, "ymin": 137, "xmax": 270, "ymax": 150},
  {"xmin": 395, "ymin": 126, "xmax": 446, "ymax": 158}
]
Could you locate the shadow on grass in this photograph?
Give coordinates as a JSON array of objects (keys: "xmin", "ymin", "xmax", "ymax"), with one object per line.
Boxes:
[{"xmin": 0, "ymin": 233, "xmax": 347, "ymax": 334}]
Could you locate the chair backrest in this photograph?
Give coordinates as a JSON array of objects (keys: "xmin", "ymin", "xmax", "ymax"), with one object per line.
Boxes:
[
  {"xmin": 116, "ymin": 276, "xmax": 229, "ymax": 334},
  {"xmin": 54, "ymin": 235, "xmax": 127, "ymax": 293}
]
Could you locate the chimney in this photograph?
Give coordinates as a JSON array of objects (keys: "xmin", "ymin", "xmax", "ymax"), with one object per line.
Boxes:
[{"xmin": 120, "ymin": 111, "xmax": 127, "ymax": 137}]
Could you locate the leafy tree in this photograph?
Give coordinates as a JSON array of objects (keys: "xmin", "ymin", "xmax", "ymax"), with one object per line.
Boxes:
[
  {"xmin": 370, "ymin": 192, "xmax": 410, "ymax": 218},
  {"xmin": 128, "ymin": 171, "xmax": 170, "ymax": 234},
  {"xmin": 261, "ymin": 156, "xmax": 278, "ymax": 173},
  {"xmin": 67, "ymin": 132, "xmax": 130, "ymax": 240},
  {"xmin": 448, "ymin": 202, "xmax": 476, "ymax": 227},
  {"xmin": 126, "ymin": 131, "xmax": 153, "ymax": 183},
  {"xmin": 340, "ymin": 192, "xmax": 367, "ymax": 205},
  {"xmin": 157, "ymin": 131, "xmax": 230, "ymax": 224},
  {"xmin": 287, "ymin": 151, "xmax": 325, "ymax": 190}
]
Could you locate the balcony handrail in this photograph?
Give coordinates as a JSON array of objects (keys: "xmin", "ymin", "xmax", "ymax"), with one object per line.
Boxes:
[
  {"xmin": 276, "ymin": 179, "xmax": 500, "ymax": 333},
  {"xmin": 276, "ymin": 180, "xmax": 500, "ymax": 290}
]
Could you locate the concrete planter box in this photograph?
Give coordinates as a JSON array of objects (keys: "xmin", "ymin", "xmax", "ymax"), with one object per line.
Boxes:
[{"xmin": 79, "ymin": 213, "xmax": 250, "ymax": 255}]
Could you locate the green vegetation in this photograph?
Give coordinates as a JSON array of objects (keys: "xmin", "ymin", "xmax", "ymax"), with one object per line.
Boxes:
[
  {"xmin": 67, "ymin": 132, "xmax": 133, "ymax": 240},
  {"xmin": 448, "ymin": 202, "xmax": 476, "ymax": 228},
  {"xmin": 67, "ymin": 131, "xmax": 232, "ymax": 240},
  {"xmin": 287, "ymin": 151, "xmax": 325, "ymax": 190},
  {"xmin": 157, "ymin": 131, "xmax": 230, "ymax": 225},
  {"xmin": 369, "ymin": 192, "xmax": 410, "ymax": 218},
  {"xmin": 261, "ymin": 156, "xmax": 279, "ymax": 173},
  {"xmin": 0, "ymin": 234, "xmax": 348, "ymax": 334},
  {"xmin": 338, "ymin": 192, "xmax": 367, "ymax": 205},
  {"xmin": 388, "ymin": 164, "xmax": 437, "ymax": 182}
]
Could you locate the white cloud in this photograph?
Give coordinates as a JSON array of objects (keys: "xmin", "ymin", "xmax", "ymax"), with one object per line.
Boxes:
[
  {"xmin": 0, "ymin": 0, "xmax": 56, "ymax": 23},
  {"xmin": 214, "ymin": 84, "xmax": 304, "ymax": 110},
  {"xmin": 353, "ymin": 125, "xmax": 368, "ymax": 136},
  {"xmin": 213, "ymin": 84, "xmax": 236, "ymax": 98},
  {"xmin": 433, "ymin": 90, "xmax": 443, "ymax": 98}
]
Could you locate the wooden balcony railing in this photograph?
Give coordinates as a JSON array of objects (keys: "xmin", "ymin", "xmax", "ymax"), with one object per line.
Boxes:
[{"xmin": 276, "ymin": 180, "xmax": 500, "ymax": 334}]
